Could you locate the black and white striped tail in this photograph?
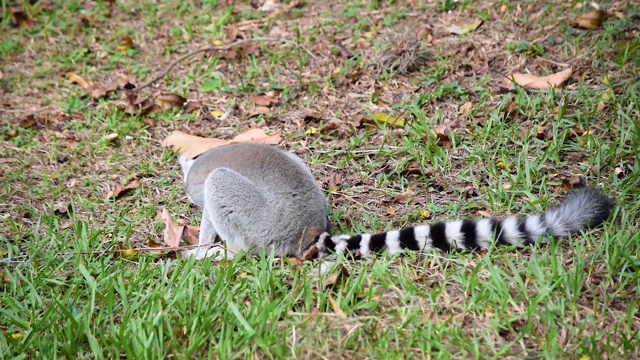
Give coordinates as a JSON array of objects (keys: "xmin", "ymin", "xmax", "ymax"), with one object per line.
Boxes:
[{"xmin": 315, "ymin": 187, "xmax": 613, "ymax": 258}]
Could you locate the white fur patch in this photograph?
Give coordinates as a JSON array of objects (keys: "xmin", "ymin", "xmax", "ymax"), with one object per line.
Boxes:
[
  {"xmin": 334, "ymin": 238, "xmax": 348, "ymax": 254},
  {"xmin": 525, "ymin": 215, "xmax": 546, "ymax": 239},
  {"xmin": 501, "ymin": 216, "xmax": 523, "ymax": 246},
  {"xmin": 385, "ymin": 230, "xmax": 402, "ymax": 254},
  {"xmin": 475, "ymin": 219, "xmax": 493, "ymax": 249},
  {"xmin": 445, "ymin": 220, "xmax": 464, "ymax": 249},
  {"xmin": 414, "ymin": 225, "xmax": 430, "ymax": 250},
  {"xmin": 359, "ymin": 234, "xmax": 372, "ymax": 256}
]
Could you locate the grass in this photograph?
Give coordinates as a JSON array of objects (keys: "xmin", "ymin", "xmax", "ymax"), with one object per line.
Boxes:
[{"xmin": 1, "ymin": 0, "xmax": 639, "ymax": 359}]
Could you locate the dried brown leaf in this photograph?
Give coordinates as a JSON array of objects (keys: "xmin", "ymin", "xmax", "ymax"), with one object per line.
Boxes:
[
  {"xmin": 162, "ymin": 208, "xmax": 183, "ymax": 248},
  {"xmin": 182, "ymin": 225, "xmax": 200, "ymax": 246},
  {"xmin": 106, "ymin": 179, "xmax": 140, "ymax": 199},
  {"xmin": 253, "ymin": 95, "xmax": 279, "ymax": 107},
  {"xmin": 117, "ymin": 35, "xmax": 134, "ymax": 54},
  {"xmin": 503, "ymin": 68, "xmax": 573, "ymax": 90},
  {"xmin": 250, "ymin": 106, "xmax": 272, "ymax": 117},
  {"xmin": 183, "ymin": 100, "xmax": 204, "ymax": 113},
  {"xmin": 226, "ymin": 24, "xmax": 239, "ymax": 41},
  {"xmin": 162, "ymin": 129, "xmax": 282, "ymax": 158},
  {"xmin": 155, "ymin": 94, "xmax": 187, "ymax": 110},
  {"xmin": 324, "ymin": 264, "xmax": 349, "ymax": 291},
  {"xmin": 9, "ymin": 6, "xmax": 35, "ymax": 28},
  {"xmin": 572, "ymin": 10, "xmax": 609, "ymax": 30},
  {"xmin": 327, "ymin": 294, "xmax": 347, "ymax": 320},
  {"xmin": 66, "ymin": 72, "xmax": 93, "ymax": 91},
  {"xmin": 328, "ymin": 173, "xmax": 342, "ymax": 192},
  {"xmin": 302, "ymin": 245, "xmax": 319, "ymax": 260},
  {"xmin": 118, "ymin": 72, "xmax": 137, "ymax": 89}
]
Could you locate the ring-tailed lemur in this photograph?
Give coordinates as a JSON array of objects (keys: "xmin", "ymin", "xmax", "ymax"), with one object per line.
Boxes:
[{"xmin": 177, "ymin": 143, "xmax": 613, "ymax": 261}]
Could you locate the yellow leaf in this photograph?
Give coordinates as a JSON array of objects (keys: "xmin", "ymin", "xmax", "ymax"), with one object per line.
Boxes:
[
  {"xmin": 446, "ymin": 20, "xmax": 484, "ymax": 35},
  {"xmin": 212, "ymin": 40, "xmax": 224, "ymax": 47},
  {"xmin": 210, "ymin": 109, "xmax": 225, "ymax": 118},
  {"xmin": 117, "ymin": 35, "xmax": 134, "ymax": 55},
  {"xmin": 305, "ymin": 127, "xmax": 317, "ymax": 135},
  {"xmin": 600, "ymin": 88, "xmax": 614, "ymax": 101},
  {"xmin": 496, "ymin": 161, "xmax": 511, "ymax": 172},
  {"xmin": 11, "ymin": 333, "xmax": 24, "ymax": 340},
  {"xmin": 419, "ymin": 208, "xmax": 430, "ymax": 220},
  {"xmin": 122, "ymin": 248, "xmax": 139, "ymax": 259},
  {"xmin": 579, "ymin": 356, "xmax": 590, "ymax": 360},
  {"xmin": 372, "ymin": 112, "xmax": 405, "ymax": 127}
]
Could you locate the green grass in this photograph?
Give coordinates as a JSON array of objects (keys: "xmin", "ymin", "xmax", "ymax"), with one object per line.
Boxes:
[{"xmin": 1, "ymin": 0, "xmax": 639, "ymax": 359}]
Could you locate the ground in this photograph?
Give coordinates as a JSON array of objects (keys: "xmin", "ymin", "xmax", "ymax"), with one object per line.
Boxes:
[{"xmin": 1, "ymin": 0, "xmax": 639, "ymax": 359}]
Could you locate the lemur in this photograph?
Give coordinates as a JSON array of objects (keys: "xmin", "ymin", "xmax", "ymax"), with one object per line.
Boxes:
[{"xmin": 177, "ymin": 143, "xmax": 613, "ymax": 261}]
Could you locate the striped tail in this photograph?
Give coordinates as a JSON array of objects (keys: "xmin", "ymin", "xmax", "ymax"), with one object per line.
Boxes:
[{"xmin": 316, "ymin": 187, "xmax": 613, "ymax": 258}]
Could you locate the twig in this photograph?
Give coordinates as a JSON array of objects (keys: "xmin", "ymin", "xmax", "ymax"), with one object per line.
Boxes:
[
  {"xmin": 537, "ymin": 57, "xmax": 570, "ymax": 67},
  {"xmin": 0, "ymin": 260, "xmax": 31, "ymax": 265},
  {"xmin": 131, "ymin": 37, "xmax": 317, "ymax": 93}
]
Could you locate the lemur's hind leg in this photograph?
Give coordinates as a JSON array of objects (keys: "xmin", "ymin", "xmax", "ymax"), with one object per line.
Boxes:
[
  {"xmin": 182, "ymin": 205, "xmax": 234, "ymax": 261},
  {"xmin": 194, "ymin": 167, "xmax": 270, "ymax": 259}
]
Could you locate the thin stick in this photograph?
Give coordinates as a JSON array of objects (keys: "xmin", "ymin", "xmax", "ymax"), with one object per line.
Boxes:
[{"xmin": 132, "ymin": 37, "xmax": 317, "ymax": 93}]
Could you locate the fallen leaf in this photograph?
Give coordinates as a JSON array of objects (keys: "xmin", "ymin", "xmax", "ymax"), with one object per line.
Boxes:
[
  {"xmin": 9, "ymin": 6, "xmax": 34, "ymax": 28},
  {"xmin": 184, "ymin": 100, "xmax": 204, "ymax": 114},
  {"xmin": 562, "ymin": 175, "xmax": 584, "ymax": 190},
  {"xmin": 386, "ymin": 207, "xmax": 396, "ymax": 216},
  {"xmin": 419, "ymin": 208, "xmax": 430, "ymax": 220},
  {"xmin": 121, "ymin": 248, "xmax": 140, "ymax": 259},
  {"xmin": 535, "ymin": 125, "xmax": 554, "ymax": 140},
  {"xmin": 361, "ymin": 112, "xmax": 405, "ymax": 128},
  {"xmin": 210, "ymin": 109, "xmax": 225, "ymax": 118},
  {"xmin": 162, "ymin": 208, "xmax": 183, "ymax": 248},
  {"xmin": 253, "ymin": 95, "xmax": 279, "ymax": 107},
  {"xmin": 155, "ymin": 94, "xmax": 186, "ymax": 110},
  {"xmin": 287, "ymin": 257, "xmax": 304, "ymax": 266},
  {"xmin": 572, "ymin": 10, "xmax": 609, "ymax": 30},
  {"xmin": 302, "ymin": 245, "xmax": 319, "ymax": 260},
  {"xmin": 104, "ymin": 133, "xmax": 118, "ymax": 141},
  {"xmin": 478, "ymin": 210, "xmax": 492, "ymax": 218},
  {"xmin": 56, "ymin": 270, "xmax": 73, "ymax": 278},
  {"xmin": 430, "ymin": 119, "xmax": 463, "ymax": 147},
  {"xmin": 323, "ymin": 264, "xmax": 349, "ymax": 291},
  {"xmin": 122, "ymin": 96, "xmax": 161, "ymax": 115},
  {"xmin": 259, "ymin": 0, "xmax": 278, "ymax": 12},
  {"xmin": 118, "ymin": 72, "xmax": 137, "ymax": 89},
  {"xmin": 328, "ymin": 173, "xmax": 342, "ymax": 192},
  {"xmin": 182, "ymin": 225, "xmax": 200, "ymax": 246},
  {"xmin": 446, "ymin": 20, "xmax": 483, "ymax": 35},
  {"xmin": 66, "ymin": 72, "xmax": 93, "ymax": 90},
  {"xmin": 117, "ymin": 35, "xmax": 134, "ymax": 54},
  {"xmin": 162, "ymin": 129, "xmax": 282, "ymax": 158},
  {"xmin": 327, "ymin": 294, "xmax": 347, "ymax": 320},
  {"xmin": 305, "ymin": 127, "xmax": 318, "ymax": 135},
  {"xmin": 147, "ymin": 239, "xmax": 165, "ymax": 254},
  {"xmin": 503, "ymin": 68, "xmax": 573, "ymax": 90},
  {"xmin": 458, "ymin": 101, "xmax": 473, "ymax": 115},
  {"xmin": 226, "ymin": 24, "xmax": 239, "ymax": 41},
  {"xmin": 250, "ymin": 106, "xmax": 272, "ymax": 117},
  {"xmin": 105, "ymin": 179, "xmax": 140, "ymax": 199}
]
